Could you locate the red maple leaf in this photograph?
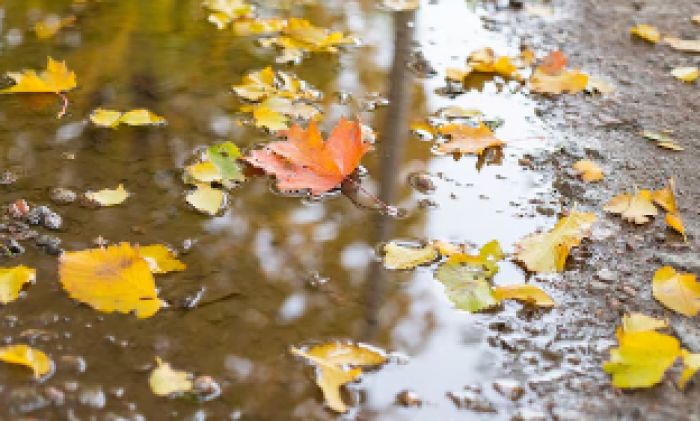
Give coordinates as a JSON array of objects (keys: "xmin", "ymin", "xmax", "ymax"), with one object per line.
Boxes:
[{"xmin": 245, "ymin": 118, "xmax": 371, "ymax": 195}]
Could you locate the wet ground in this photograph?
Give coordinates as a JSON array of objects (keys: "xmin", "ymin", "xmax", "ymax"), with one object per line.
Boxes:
[{"xmin": 0, "ymin": 0, "xmax": 698, "ymax": 419}]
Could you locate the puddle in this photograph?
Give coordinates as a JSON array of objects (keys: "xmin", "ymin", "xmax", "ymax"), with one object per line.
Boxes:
[{"xmin": 0, "ymin": 0, "xmax": 557, "ymax": 419}]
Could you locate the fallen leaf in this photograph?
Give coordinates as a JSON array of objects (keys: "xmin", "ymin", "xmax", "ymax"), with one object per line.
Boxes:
[
  {"xmin": 652, "ymin": 179, "xmax": 678, "ymax": 213},
  {"xmin": 437, "ymin": 123, "xmax": 505, "ymax": 156},
  {"xmin": 642, "ymin": 130, "xmax": 683, "ymax": 151},
  {"xmin": 382, "ymin": 0, "xmax": 419, "ymax": 11},
  {"xmin": 664, "ymin": 37, "xmax": 700, "ymax": 53},
  {"xmin": 0, "ymin": 266, "xmax": 36, "ymax": 304},
  {"xmin": 85, "ymin": 184, "xmax": 130, "ymax": 207},
  {"xmin": 529, "ymin": 66, "xmax": 589, "ymax": 94},
  {"xmin": 186, "ymin": 184, "xmax": 225, "ymax": 215},
  {"xmin": 671, "ymin": 66, "xmax": 699, "ymax": 82},
  {"xmin": 525, "ymin": 4, "xmax": 554, "ymax": 17},
  {"xmin": 245, "ymin": 118, "xmax": 370, "ymax": 195},
  {"xmin": 630, "ymin": 24, "xmax": 661, "ymax": 43},
  {"xmin": 259, "ymin": 18, "xmax": 356, "ymax": 64},
  {"xmin": 203, "ymin": 0, "xmax": 255, "ymax": 29},
  {"xmin": 431, "ymin": 240, "xmax": 463, "ymax": 257},
  {"xmin": 233, "ymin": 18, "xmax": 288, "ymax": 36},
  {"xmin": 515, "ymin": 211, "xmax": 597, "ymax": 273},
  {"xmin": 666, "ymin": 213, "xmax": 687, "ymax": 241},
  {"xmin": 185, "ymin": 162, "xmax": 222, "ymax": 184},
  {"xmin": 572, "ymin": 159, "xmax": 604, "ymax": 182},
  {"xmin": 140, "ymin": 245, "xmax": 186, "ymax": 274},
  {"xmin": 679, "ymin": 349, "xmax": 700, "ymax": 389},
  {"xmin": 693, "ymin": 15, "xmax": 700, "ymax": 25},
  {"xmin": 466, "ymin": 48, "xmax": 518, "ymax": 78},
  {"xmin": 587, "ymin": 77, "xmax": 616, "ymax": 94},
  {"xmin": 1, "ymin": 57, "xmax": 77, "ymax": 94},
  {"xmin": 149, "ymin": 357, "xmax": 193, "ymax": 396},
  {"xmin": 232, "ymin": 67, "xmax": 319, "ymax": 102},
  {"xmin": 35, "ymin": 15, "xmax": 76, "ymax": 39},
  {"xmin": 621, "ymin": 313, "xmax": 667, "ymax": 334},
  {"xmin": 493, "ymin": 284, "xmax": 555, "ymax": 307},
  {"xmin": 446, "ymin": 240, "xmax": 504, "ymax": 276},
  {"xmin": 59, "ymin": 243, "xmax": 162, "ymax": 318},
  {"xmin": 90, "ymin": 108, "xmax": 166, "ymax": 128},
  {"xmin": 604, "ymin": 190, "xmax": 658, "ymax": 224},
  {"xmin": 0, "ymin": 344, "xmax": 53, "ymax": 379},
  {"xmin": 652, "ymin": 266, "xmax": 700, "ymax": 317},
  {"xmin": 206, "ymin": 141, "xmax": 246, "ymax": 183},
  {"xmin": 603, "ymin": 330, "xmax": 680, "ymax": 388},
  {"xmin": 383, "ymin": 242, "xmax": 437, "ymax": 270},
  {"xmin": 291, "ymin": 342, "xmax": 386, "ymax": 413},
  {"xmin": 242, "ymin": 96, "xmax": 321, "ymax": 131}
]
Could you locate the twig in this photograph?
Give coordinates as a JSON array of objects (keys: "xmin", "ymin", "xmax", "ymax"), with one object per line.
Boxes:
[{"xmin": 56, "ymin": 92, "xmax": 69, "ymax": 119}]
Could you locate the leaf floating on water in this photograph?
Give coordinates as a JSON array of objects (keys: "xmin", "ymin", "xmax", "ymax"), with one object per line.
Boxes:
[
  {"xmin": 140, "ymin": 245, "xmax": 186, "ymax": 274},
  {"xmin": 206, "ymin": 142, "xmax": 245, "ymax": 183},
  {"xmin": 0, "ymin": 266, "xmax": 36, "ymax": 304},
  {"xmin": 652, "ymin": 266, "xmax": 700, "ymax": 317},
  {"xmin": 185, "ymin": 161, "xmax": 223, "ymax": 184},
  {"xmin": 603, "ymin": 330, "xmax": 680, "ymax": 388},
  {"xmin": 664, "ymin": 37, "xmax": 700, "ymax": 53},
  {"xmin": 586, "ymin": 77, "xmax": 615, "ymax": 94},
  {"xmin": 233, "ymin": 67, "xmax": 320, "ymax": 102},
  {"xmin": 630, "ymin": 24, "xmax": 660, "ymax": 43},
  {"xmin": 572, "ymin": 160, "xmax": 604, "ymax": 182},
  {"xmin": 202, "ymin": 0, "xmax": 255, "ymax": 29},
  {"xmin": 620, "ymin": 313, "xmax": 667, "ymax": 334},
  {"xmin": 91, "ymin": 109, "xmax": 167, "ymax": 128},
  {"xmin": 59, "ymin": 243, "xmax": 162, "ymax": 318},
  {"xmin": 84, "ymin": 184, "xmax": 130, "ymax": 207},
  {"xmin": 515, "ymin": 211, "xmax": 597, "ymax": 273},
  {"xmin": 671, "ymin": 66, "xmax": 699, "ymax": 83},
  {"xmin": 0, "ymin": 344, "xmax": 53, "ymax": 379},
  {"xmin": 35, "ymin": 15, "xmax": 76, "ymax": 39},
  {"xmin": 149, "ymin": 357, "xmax": 194, "ymax": 397},
  {"xmin": 186, "ymin": 184, "xmax": 225, "ymax": 215},
  {"xmin": 529, "ymin": 51, "xmax": 588, "ymax": 95},
  {"xmin": 1, "ymin": 57, "xmax": 77, "ymax": 94},
  {"xmin": 233, "ymin": 18, "xmax": 288, "ymax": 36},
  {"xmin": 437, "ymin": 123, "xmax": 505, "ymax": 156},
  {"xmin": 492, "ymin": 284, "xmax": 555, "ymax": 307},
  {"xmin": 290, "ymin": 342, "xmax": 386, "ymax": 413},
  {"xmin": 382, "ymin": 242, "xmax": 437, "ymax": 270},
  {"xmin": 604, "ymin": 190, "xmax": 658, "ymax": 224},
  {"xmin": 259, "ymin": 18, "xmax": 356, "ymax": 64},
  {"xmin": 245, "ymin": 118, "xmax": 370, "ymax": 195}
]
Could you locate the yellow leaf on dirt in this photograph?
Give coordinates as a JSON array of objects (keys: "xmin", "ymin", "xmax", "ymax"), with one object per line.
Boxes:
[
  {"xmin": 621, "ymin": 313, "xmax": 667, "ymax": 334},
  {"xmin": 515, "ymin": 211, "xmax": 597, "ymax": 273},
  {"xmin": 0, "ymin": 344, "xmax": 53, "ymax": 379},
  {"xmin": 186, "ymin": 184, "xmax": 225, "ymax": 215},
  {"xmin": 35, "ymin": 15, "xmax": 76, "ymax": 39},
  {"xmin": 438, "ymin": 123, "xmax": 505, "ymax": 156},
  {"xmin": 290, "ymin": 342, "xmax": 386, "ymax": 413},
  {"xmin": 529, "ymin": 67, "xmax": 589, "ymax": 94},
  {"xmin": 59, "ymin": 243, "xmax": 162, "ymax": 318},
  {"xmin": 604, "ymin": 190, "xmax": 658, "ymax": 224},
  {"xmin": 671, "ymin": 66, "xmax": 699, "ymax": 82},
  {"xmin": 678, "ymin": 349, "xmax": 700, "ymax": 389},
  {"xmin": 572, "ymin": 159, "xmax": 604, "ymax": 182},
  {"xmin": 383, "ymin": 242, "xmax": 437, "ymax": 270},
  {"xmin": 493, "ymin": 284, "xmax": 555, "ymax": 307},
  {"xmin": 0, "ymin": 266, "xmax": 36, "ymax": 304},
  {"xmin": 630, "ymin": 24, "xmax": 660, "ymax": 43},
  {"xmin": 467, "ymin": 48, "xmax": 518, "ymax": 78},
  {"xmin": 85, "ymin": 184, "xmax": 130, "ymax": 207},
  {"xmin": 652, "ymin": 179, "xmax": 677, "ymax": 213},
  {"xmin": 1, "ymin": 57, "xmax": 77, "ymax": 94},
  {"xmin": 666, "ymin": 213, "xmax": 687, "ymax": 241},
  {"xmin": 149, "ymin": 357, "xmax": 193, "ymax": 396},
  {"xmin": 202, "ymin": 0, "xmax": 254, "ymax": 29},
  {"xmin": 140, "ymin": 245, "xmax": 186, "ymax": 274},
  {"xmin": 664, "ymin": 37, "xmax": 700, "ymax": 53},
  {"xmin": 652, "ymin": 266, "xmax": 700, "ymax": 317},
  {"xmin": 603, "ymin": 330, "xmax": 680, "ymax": 388}
]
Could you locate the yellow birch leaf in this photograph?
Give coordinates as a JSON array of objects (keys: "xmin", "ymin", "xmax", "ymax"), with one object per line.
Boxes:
[
  {"xmin": 85, "ymin": 184, "xmax": 130, "ymax": 207},
  {"xmin": 437, "ymin": 123, "xmax": 505, "ymax": 156},
  {"xmin": 493, "ymin": 284, "xmax": 555, "ymax": 307},
  {"xmin": 90, "ymin": 108, "xmax": 124, "ymax": 128},
  {"xmin": 0, "ymin": 266, "xmax": 36, "ymax": 304},
  {"xmin": 186, "ymin": 184, "xmax": 225, "ymax": 215},
  {"xmin": 290, "ymin": 342, "xmax": 386, "ymax": 413},
  {"xmin": 383, "ymin": 242, "xmax": 437, "ymax": 270},
  {"xmin": 572, "ymin": 159, "xmax": 604, "ymax": 182},
  {"xmin": 678, "ymin": 349, "xmax": 700, "ymax": 389},
  {"xmin": 139, "ymin": 245, "xmax": 186, "ymax": 274},
  {"xmin": 604, "ymin": 190, "xmax": 658, "ymax": 224},
  {"xmin": 630, "ymin": 24, "xmax": 660, "ymax": 43},
  {"xmin": 119, "ymin": 109, "xmax": 167, "ymax": 127},
  {"xmin": 185, "ymin": 161, "xmax": 222, "ymax": 184},
  {"xmin": 666, "ymin": 213, "xmax": 687, "ymax": 241},
  {"xmin": 59, "ymin": 243, "xmax": 162, "ymax": 318},
  {"xmin": 0, "ymin": 344, "xmax": 53, "ymax": 379},
  {"xmin": 621, "ymin": 313, "xmax": 667, "ymax": 334},
  {"xmin": 149, "ymin": 357, "xmax": 193, "ymax": 396},
  {"xmin": 671, "ymin": 67, "xmax": 699, "ymax": 82},
  {"xmin": 652, "ymin": 266, "xmax": 700, "ymax": 317},
  {"xmin": 603, "ymin": 330, "xmax": 680, "ymax": 388},
  {"xmin": 1, "ymin": 57, "xmax": 77, "ymax": 94},
  {"xmin": 515, "ymin": 212, "xmax": 597, "ymax": 273},
  {"xmin": 664, "ymin": 37, "xmax": 700, "ymax": 53}
]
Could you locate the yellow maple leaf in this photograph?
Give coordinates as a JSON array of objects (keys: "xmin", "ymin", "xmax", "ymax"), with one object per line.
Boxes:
[
  {"xmin": 0, "ymin": 344, "xmax": 53, "ymax": 378},
  {"xmin": 572, "ymin": 159, "xmax": 604, "ymax": 182},
  {"xmin": 59, "ymin": 243, "xmax": 162, "ymax": 318},
  {"xmin": 84, "ymin": 184, "xmax": 130, "ymax": 207},
  {"xmin": 493, "ymin": 284, "xmax": 555, "ymax": 307},
  {"xmin": 604, "ymin": 190, "xmax": 658, "ymax": 224},
  {"xmin": 290, "ymin": 342, "xmax": 386, "ymax": 413},
  {"xmin": 515, "ymin": 211, "xmax": 597, "ymax": 273},
  {"xmin": 671, "ymin": 66, "xmax": 699, "ymax": 83},
  {"xmin": 630, "ymin": 24, "xmax": 661, "ymax": 43},
  {"xmin": 383, "ymin": 242, "xmax": 437, "ymax": 270},
  {"xmin": 652, "ymin": 266, "xmax": 700, "ymax": 317},
  {"xmin": 678, "ymin": 349, "xmax": 700, "ymax": 389},
  {"xmin": 1, "ymin": 57, "xmax": 77, "ymax": 94},
  {"xmin": 603, "ymin": 330, "xmax": 680, "ymax": 388},
  {"xmin": 140, "ymin": 245, "xmax": 186, "ymax": 274},
  {"xmin": 186, "ymin": 184, "xmax": 225, "ymax": 215},
  {"xmin": 0, "ymin": 266, "xmax": 36, "ymax": 304},
  {"xmin": 149, "ymin": 357, "xmax": 193, "ymax": 396},
  {"xmin": 620, "ymin": 313, "xmax": 667, "ymax": 334},
  {"xmin": 437, "ymin": 123, "xmax": 505, "ymax": 156}
]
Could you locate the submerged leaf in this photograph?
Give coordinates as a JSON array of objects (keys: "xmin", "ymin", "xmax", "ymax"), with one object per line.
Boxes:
[
  {"xmin": 85, "ymin": 184, "xmax": 130, "ymax": 207},
  {"xmin": 603, "ymin": 330, "xmax": 680, "ymax": 388},
  {"xmin": 0, "ymin": 344, "xmax": 53, "ymax": 378},
  {"xmin": 0, "ymin": 266, "xmax": 36, "ymax": 304},
  {"xmin": 652, "ymin": 266, "xmax": 700, "ymax": 317},
  {"xmin": 437, "ymin": 123, "xmax": 505, "ymax": 156},
  {"xmin": 604, "ymin": 190, "xmax": 658, "ymax": 224},
  {"xmin": 149, "ymin": 357, "xmax": 193, "ymax": 396},
  {"xmin": 383, "ymin": 242, "xmax": 437, "ymax": 270},
  {"xmin": 1, "ymin": 57, "xmax": 77, "ymax": 94}
]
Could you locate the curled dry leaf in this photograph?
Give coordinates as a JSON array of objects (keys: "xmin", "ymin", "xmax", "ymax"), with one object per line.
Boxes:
[
  {"xmin": 572, "ymin": 160, "xmax": 604, "ymax": 182},
  {"xmin": 291, "ymin": 342, "xmax": 386, "ymax": 413},
  {"xmin": 383, "ymin": 242, "xmax": 438, "ymax": 270},
  {"xmin": 437, "ymin": 123, "xmax": 505, "ymax": 156},
  {"xmin": 652, "ymin": 266, "xmax": 700, "ymax": 317},
  {"xmin": 492, "ymin": 284, "xmax": 555, "ymax": 307},
  {"xmin": 59, "ymin": 243, "xmax": 162, "ymax": 318},
  {"xmin": 604, "ymin": 190, "xmax": 657, "ymax": 224},
  {"xmin": 0, "ymin": 345, "xmax": 53, "ymax": 378},
  {"xmin": 467, "ymin": 48, "xmax": 518, "ymax": 78},
  {"xmin": 1, "ymin": 57, "xmax": 77, "ymax": 94},
  {"xmin": 630, "ymin": 24, "xmax": 660, "ymax": 43},
  {"xmin": 515, "ymin": 211, "xmax": 597, "ymax": 273},
  {"xmin": 671, "ymin": 67, "xmax": 699, "ymax": 83},
  {"xmin": 0, "ymin": 266, "xmax": 36, "ymax": 304},
  {"xmin": 85, "ymin": 184, "xmax": 130, "ymax": 207},
  {"xmin": 149, "ymin": 357, "xmax": 194, "ymax": 396},
  {"xmin": 90, "ymin": 108, "xmax": 167, "ymax": 128},
  {"xmin": 186, "ymin": 184, "xmax": 225, "ymax": 215},
  {"xmin": 603, "ymin": 330, "xmax": 680, "ymax": 388}
]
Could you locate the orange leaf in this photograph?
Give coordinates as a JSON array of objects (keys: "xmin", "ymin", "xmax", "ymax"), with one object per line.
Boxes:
[
  {"xmin": 539, "ymin": 51, "xmax": 568, "ymax": 75},
  {"xmin": 437, "ymin": 123, "xmax": 505, "ymax": 155},
  {"xmin": 245, "ymin": 118, "xmax": 370, "ymax": 195}
]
